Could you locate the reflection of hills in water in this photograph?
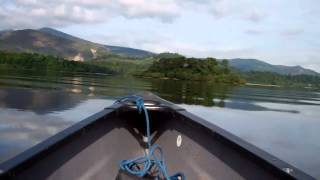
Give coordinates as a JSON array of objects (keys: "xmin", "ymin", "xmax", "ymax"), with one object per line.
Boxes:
[
  {"xmin": 148, "ymin": 79, "xmax": 231, "ymax": 106},
  {"xmin": 0, "ymin": 69, "xmax": 319, "ymax": 113},
  {"xmin": 147, "ymin": 79, "xmax": 320, "ymax": 113},
  {"xmin": 0, "ymin": 69, "xmax": 152, "ymax": 98},
  {"xmin": 0, "ymin": 88, "xmax": 86, "ymax": 114}
]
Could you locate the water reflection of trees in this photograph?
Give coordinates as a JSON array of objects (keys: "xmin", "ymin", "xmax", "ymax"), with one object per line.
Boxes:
[{"xmin": 148, "ymin": 79, "xmax": 233, "ymax": 106}]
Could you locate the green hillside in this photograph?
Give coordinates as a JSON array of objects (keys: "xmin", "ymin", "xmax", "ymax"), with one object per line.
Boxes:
[{"xmin": 0, "ymin": 51, "xmax": 114, "ymax": 74}]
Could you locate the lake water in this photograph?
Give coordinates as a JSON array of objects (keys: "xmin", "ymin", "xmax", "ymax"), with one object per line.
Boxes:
[{"xmin": 0, "ymin": 69, "xmax": 319, "ymax": 179}]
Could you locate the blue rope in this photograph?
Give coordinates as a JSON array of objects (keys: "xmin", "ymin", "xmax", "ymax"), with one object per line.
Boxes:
[{"xmin": 117, "ymin": 95, "xmax": 185, "ymax": 180}]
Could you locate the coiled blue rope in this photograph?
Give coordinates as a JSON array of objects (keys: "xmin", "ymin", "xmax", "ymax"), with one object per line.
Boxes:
[{"xmin": 117, "ymin": 95, "xmax": 185, "ymax": 180}]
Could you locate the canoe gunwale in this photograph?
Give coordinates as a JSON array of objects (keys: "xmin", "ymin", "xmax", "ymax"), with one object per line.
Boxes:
[
  {"xmin": 0, "ymin": 103, "xmax": 122, "ymax": 177},
  {"xmin": 0, "ymin": 92, "xmax": 316, "ymax": 180},
  {"xmin": 176, "ymin": 110, "xmax": 315, "ymax": 180}
]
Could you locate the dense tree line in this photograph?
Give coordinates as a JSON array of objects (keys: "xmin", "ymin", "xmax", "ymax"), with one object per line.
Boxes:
[
  {"xmin": 137, "ymin": 54, "xmax": 244, "ymax": 84},
  {"xmin": 2, "ymin": 51, "xmax": 319, "ymax": 89},
  {"xmin": 91, "ymin": 57, "xmax": 153, "ymax": 75},
  {"xmin": 0, "ymin": 51, "xmax": 114, "ymax": 74}
]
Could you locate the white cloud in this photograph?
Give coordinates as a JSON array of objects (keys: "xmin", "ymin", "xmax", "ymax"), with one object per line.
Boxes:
[
  {"xmin": 0, "ymin": 0, "xmax": 270, "ymax": 29},
  {"xmin": 245, "ymin": 29, "xmax": 264, "ymax": 35},
  {"xmin": 210, "ymin": 0, "xmax": 230, "ymax": 18},
  {"xmin": 88, "ymin": 31, "xmax": 256, "ymax": 59},
  {"xmin": 0, "ymin": 0, "xmax": 186, "ymax": 29},
  {"xmin": 246, "ymin": 9, "xmax": 266, "ymax": 23},
  {"xmin": 118, "ymin": 0, "xmax": 180, "ymax": 20},
  {"xmin": 280, "ymin": 28, "xmax": 304, "ymax": 37},
  {"xmin": 208, "ymin": 0, "xmax": 267, "ymax": 22}
]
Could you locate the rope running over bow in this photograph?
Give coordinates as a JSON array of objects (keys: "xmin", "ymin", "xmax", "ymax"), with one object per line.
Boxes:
[{"xmin": 116, "ymin": 95, "xmax": 185, "ymax": 180}]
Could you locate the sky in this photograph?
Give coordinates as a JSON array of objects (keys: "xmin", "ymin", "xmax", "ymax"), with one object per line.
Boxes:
[{"xmin": 0, "ymin": 0, "xmax": 320, "ymax": 72}]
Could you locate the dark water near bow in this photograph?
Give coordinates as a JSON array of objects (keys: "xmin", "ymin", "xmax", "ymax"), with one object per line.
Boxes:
[{"xmin": 0, "ymin": 69, "xmax": 319, "ymax": 178}]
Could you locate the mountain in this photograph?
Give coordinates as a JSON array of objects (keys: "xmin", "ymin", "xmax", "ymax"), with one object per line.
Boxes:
[
  {"xmin": 0, "ymin": 29, "xmax": 12, "ymax": 35},
  {"xmin": 228, "ymin": 58, "xmax": 319, "ymax": 76},
  {"xmin": 0, "ymin": 28, "xmax": 109, "ymax": 61},
  {"xmin": 104, "ymin": 45, "xmax": 154, "ymax": 58},
  {"xmin": 39, "ymin": 27, "xmax": 85, "ymax": 42},
  {"xmin": 0, "ymin": 28, "xmax": 154, "ymax": 61},
  {"xmin": 39, "ymin": 28, "xmax": 154, "ymax": 57}
]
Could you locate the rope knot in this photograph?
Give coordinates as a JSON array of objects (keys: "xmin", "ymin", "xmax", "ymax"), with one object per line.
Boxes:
[{"xmin": 135, "ymin": 97, "xmax": 144, "ymax": 113}]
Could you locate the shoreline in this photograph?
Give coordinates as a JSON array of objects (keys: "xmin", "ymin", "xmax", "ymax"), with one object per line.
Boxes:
[{"xmin": 245, "ymin": 83, "xmax": 281, "ymax": 87}]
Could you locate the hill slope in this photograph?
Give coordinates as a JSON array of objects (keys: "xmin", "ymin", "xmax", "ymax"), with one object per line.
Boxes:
[
  {"xmin": 40, "ymin": 28, "xmax": 154, "ymax": 58},
  {"xmin": 104, "ymin": 45, "xmax": 154, "ymax": 58},
  {"xmin": 39, "ymin": 27, "xmax": 87, "ymax": 43},
  {"xmin": 0, "ymin": 29, "xmax": 110, "ymax": 61},
  {"xmin": 229, "ymin": 58, "xmax": 319, "ymax": 76},
  {"xmin": 0, "ymin": 28, "xmax": 154, "ymax": 61}
]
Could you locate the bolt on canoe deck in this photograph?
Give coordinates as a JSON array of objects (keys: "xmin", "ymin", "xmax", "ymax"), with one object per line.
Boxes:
[{"xmin": 0, "ymin": 92, "xmax": 315, "ymax": 180}]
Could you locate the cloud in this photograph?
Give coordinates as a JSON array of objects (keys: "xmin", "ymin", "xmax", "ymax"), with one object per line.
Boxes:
[
  {"xmin": 209, "ymin": 0, "xmax": 244, "ymax": 19},
  {"xmin": 210, "ymin": 0, "xmax": 229, "ymax": 18},
  {"xmin": 88, "ymin": 31, "xmax": 256, "ymax": 59},
  {"xmin": 205, "ymin": 0, "xmax": 267, "ymax": 23},
  {"xmin": 245, "ymin": 29, "xmax": 263, "ymax": 35},
  {"xmin": 0, "ymin": 0, "xmax": 271, "ymax": 29},
  {"xmin": 280, "ymin": 28, "xmax": 304, "ymax": 37},
  {"xmin": 0, "ymin": 1, "xmax": 105, "ymax": 28},
  {"xmin": 0, "ymin": 0, "xmax": 185, "ymax": 29},
  {"xmin": 146, "ymin": 41, "xmax": 256, "ymax": 59},
  {"xmin": 246, "ymin": 10, "xmax": 266, "ymax": 23},
  {"xmin": 117, "ymin": 0, "xmax": 180, "ymax": 22}
]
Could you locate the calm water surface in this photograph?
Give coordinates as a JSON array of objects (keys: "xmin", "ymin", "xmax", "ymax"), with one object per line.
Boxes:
[{"xmin": 0, "ymin": 69, "xmax": 319, "ymax": 178}]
